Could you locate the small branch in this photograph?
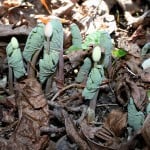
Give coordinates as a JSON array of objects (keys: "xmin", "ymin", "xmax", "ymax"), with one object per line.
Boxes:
[{"xmin": 47, "ymin": 83, "xmax": 85, "ymax": 101}]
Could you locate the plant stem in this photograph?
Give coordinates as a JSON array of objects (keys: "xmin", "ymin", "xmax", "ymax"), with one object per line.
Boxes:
[
  {"xmin": 28, "ymin": 50, "xmax": 41, "ymax": 78},
  {"xmin": 8, "ymin": 66, "xmax": 14, "ymax": 94}
]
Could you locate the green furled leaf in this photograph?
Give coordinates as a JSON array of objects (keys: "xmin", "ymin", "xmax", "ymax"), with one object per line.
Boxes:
[
  {"xmin": 46, "ymin": 19, "xmax": 63, "ymax": 53},
  {"xmin": 146, "ymin": 103, "xmax": 150, "ymax": 114},
  {"xmin": 70, "ymin": 23, "xmax": 82, "ymax": 48},
  {"xmin": 39, "ymin": 19, "xmax": 63, "ymax": 84},
  {"xmin": 75, "ymin": 57, "xmax": 92, "ymax": 83},
  {"xmin": 112, "ymin": 48, "xmax": 127, "ymax": 58},
  {"xmin": 6, "ymin": 37, "xmax": 26, "ymax": 79},
  {"xmin": 66, "ymin": 45, "xmax": 81, "ymax": 54},
  {"xmin": 82, "ymin": 30, "xmax": 113, "ymax": 68},
  {"xmin": 39, "ymin": 52, "xmax": 59, "ymax": 83},
  {"xmin": 66, "ymin": 23, "xmax": 82, "ymax": 54},
  {"xmin": 82, "ymin": 65, "xmax": 104, "ymax": 99},
  {"xmin": 141, "ymin": 42, "xmax": 150, "ymax": 56},
  {"xmin": 23, "ymin": 23, "xmax": 45, "ymax": 62},
  {"xmin": 127, "ymin": 97, "xmax": 145, "ymax": 131}
]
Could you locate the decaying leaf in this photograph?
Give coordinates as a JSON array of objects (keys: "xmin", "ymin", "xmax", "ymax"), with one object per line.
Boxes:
[
  {"xmin": 39, "ymin": 19, "xmax": 63, "ymax": 84},
  {"xmin": 127, "ymin": 97, "xmax": 145, "ymax": 131},
  {"xmin": 141, "ymin": 114, "xmax": 150, "ymax": 148},
  {"xmin": 23, "ymin": 23, "xmax": 45, "ymax": 62},
  {"xmin": 104, "ymin": 109, "xmax": 127, "ymax": 137},
  {"xmin": 62, "ymin": 110, "xmax": 90, "ymax": 150},
  {"xmin": 126, "ymin": 79, "xmax": 146, "ymax": 110},
  {"xmin": 6, "ymin": 37, "xmax": 26, "ymax": 79},
  {"xmin": 0, "ymin": 78, "xmax": 50, "ymax": 149}
]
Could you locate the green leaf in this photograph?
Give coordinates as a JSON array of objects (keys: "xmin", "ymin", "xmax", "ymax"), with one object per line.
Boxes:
[
  {"xmin": 23, "ymin": 23, "xmax": 45, "ymax": 62},
  {"xmin": 82, "ymin": 30, "xmax": 113, "ymax": 68},
  {"xmin": 70, "ymin": 23, "xmax": 82, "ymax": 48},
  {"xmin": 67, "ymin": 23, "xmax": 82, "ymax": 54},
  {"xmin": 39, "ymin": 19, "xmax": 63, "ymax": 84},
  {"xmin": 127, "ymin": 97, "xmax": 145, "ymax": 131},
  {"xmin": 39, "ymin": 52, "xmax": 59, "ymax": 83},
  {"xmin": 141, "ymin": 42, "xmax": 150, "ymax": 56},
  {"xmin": 75, "ymin": 57, "xmax": 92, "ymax": 83},
  {"xmin": 146, "ymin": 103, "xmax": 150, "ymax": 114},
  {"xmin": 65, "ymin": 45, "xmax": 82, "ymax": 54},
  {"xmin": 82, "ymin": 65, "xmax": 104, "ymax": 100},
  {"xmin": 82, "ymin": 31, "xmax": 100, "ymax": 49},
  {"xmin": 6, "ymin": 37, "xmax": 26, "ymax": 79},
  {"xmin": 112, "ymin": 48, "xmax": 127, "ymax": 58}
]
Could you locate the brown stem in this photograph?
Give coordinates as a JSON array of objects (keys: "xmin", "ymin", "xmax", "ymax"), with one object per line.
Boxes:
[
  {"xmin": 55, "ymin": 48, "xmax": 64, "ymax": 89},
  {"xmin": 28, "ymin": 50, "xmax": 41, "ymax": 78},
  {"xmin": 8, "ymin": 66, "xmax": 14, "ymax": 94},
  {"xmin": 45, "ymin": 75, "xmax": 53, "ymax": 95},
  {"xmin": 87, "ymin": 89, "xmax": 99, "ymax": 123}
]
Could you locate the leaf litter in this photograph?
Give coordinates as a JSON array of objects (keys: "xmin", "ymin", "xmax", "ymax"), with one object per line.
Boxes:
[{"xmin": 0, "ymin": 0, "xmax": 150, "ymax": 150}]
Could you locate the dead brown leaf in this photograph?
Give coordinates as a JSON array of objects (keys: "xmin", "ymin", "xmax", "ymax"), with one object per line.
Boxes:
[
  {"xmin": 62, "ymin": 109, "xmax": 90, "ymax": 150},
  {"xmin": 126, "ymin": 79, "xmax": 146, "ymax": 110},
  {"xmin": 141, "ymin": 114, "xmax": 150, "ymax": 148},
  {"xmin": 80, "ymin": 120, "xmax": 115, "ymax": 150},
  {"xmin": 0, "ymin": 78, "xmax": 50, "ymax": 149},
  {"xmin": 104, "ymin": 109, "xmax": 127, "ymax": 137}
]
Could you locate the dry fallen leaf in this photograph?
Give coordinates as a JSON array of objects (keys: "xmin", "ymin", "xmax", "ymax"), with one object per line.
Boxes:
[
  {"xmin": 104, "ymin": 109, "xmax": 127, "ymax": 137},
  {"xmin": 141, "ymin": 114, "xmax": 150, "ymax": 148},
  {"xmin": 0, "ymin": 78, "xmax": 50, "ymax": 149}
]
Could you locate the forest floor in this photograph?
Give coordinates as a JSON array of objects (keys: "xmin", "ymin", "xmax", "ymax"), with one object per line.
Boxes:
[{"xmin": 0, "ymin": 0, "xmax": 150, "ymax": 150}]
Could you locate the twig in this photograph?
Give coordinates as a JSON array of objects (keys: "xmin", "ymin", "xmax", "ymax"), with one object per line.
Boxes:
[
  {"xmin": 97, "ymin": 103, "xmax": 118, "ymax": 107},
  {"xmin": 47, "ymin": 83, "xmax": 85, "ymax": 99},
  {"xmin": 0, "ymin": 120, "xmax": 18, "ymax": 134}
]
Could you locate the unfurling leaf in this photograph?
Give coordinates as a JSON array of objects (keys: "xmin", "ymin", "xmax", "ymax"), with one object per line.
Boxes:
[
  {"xmin": 82, "ymin": 30, "xmax": 113, "ymax": 68},
  {"xmin": 127, "ymin": 97, "xmax": 145, "ymax": 131},
  {"xmin": 70, "ymin": 23, "xmax": 82, "ymax": 48},
  {"xmin": 6, "ymin": 37, "xmax": 26, "ymax": 79},
  {"xmin": 23, "ymin": 23, "xmax": 45, "ymax": 62},
  {"xmin": 75, "ymin": 57, "xmax": 92, "ymax": 83},
  {"xmin": 141, "ymin": 42, "xmax": 150, "ymax": 56},
  {"xmin": 82, "ymin": 65, "xmax": 104, "ymax": 100},
  {"xmin": 39, "ymin": 19, "xmax": 63, "ymax": 84},
  {"xmin": 112, "ymin": 48, "xmax": 127, "ymax": 58},
  {"xmin": 66, "ymin": 23, "xmax": 82, "ymax": 53}
]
